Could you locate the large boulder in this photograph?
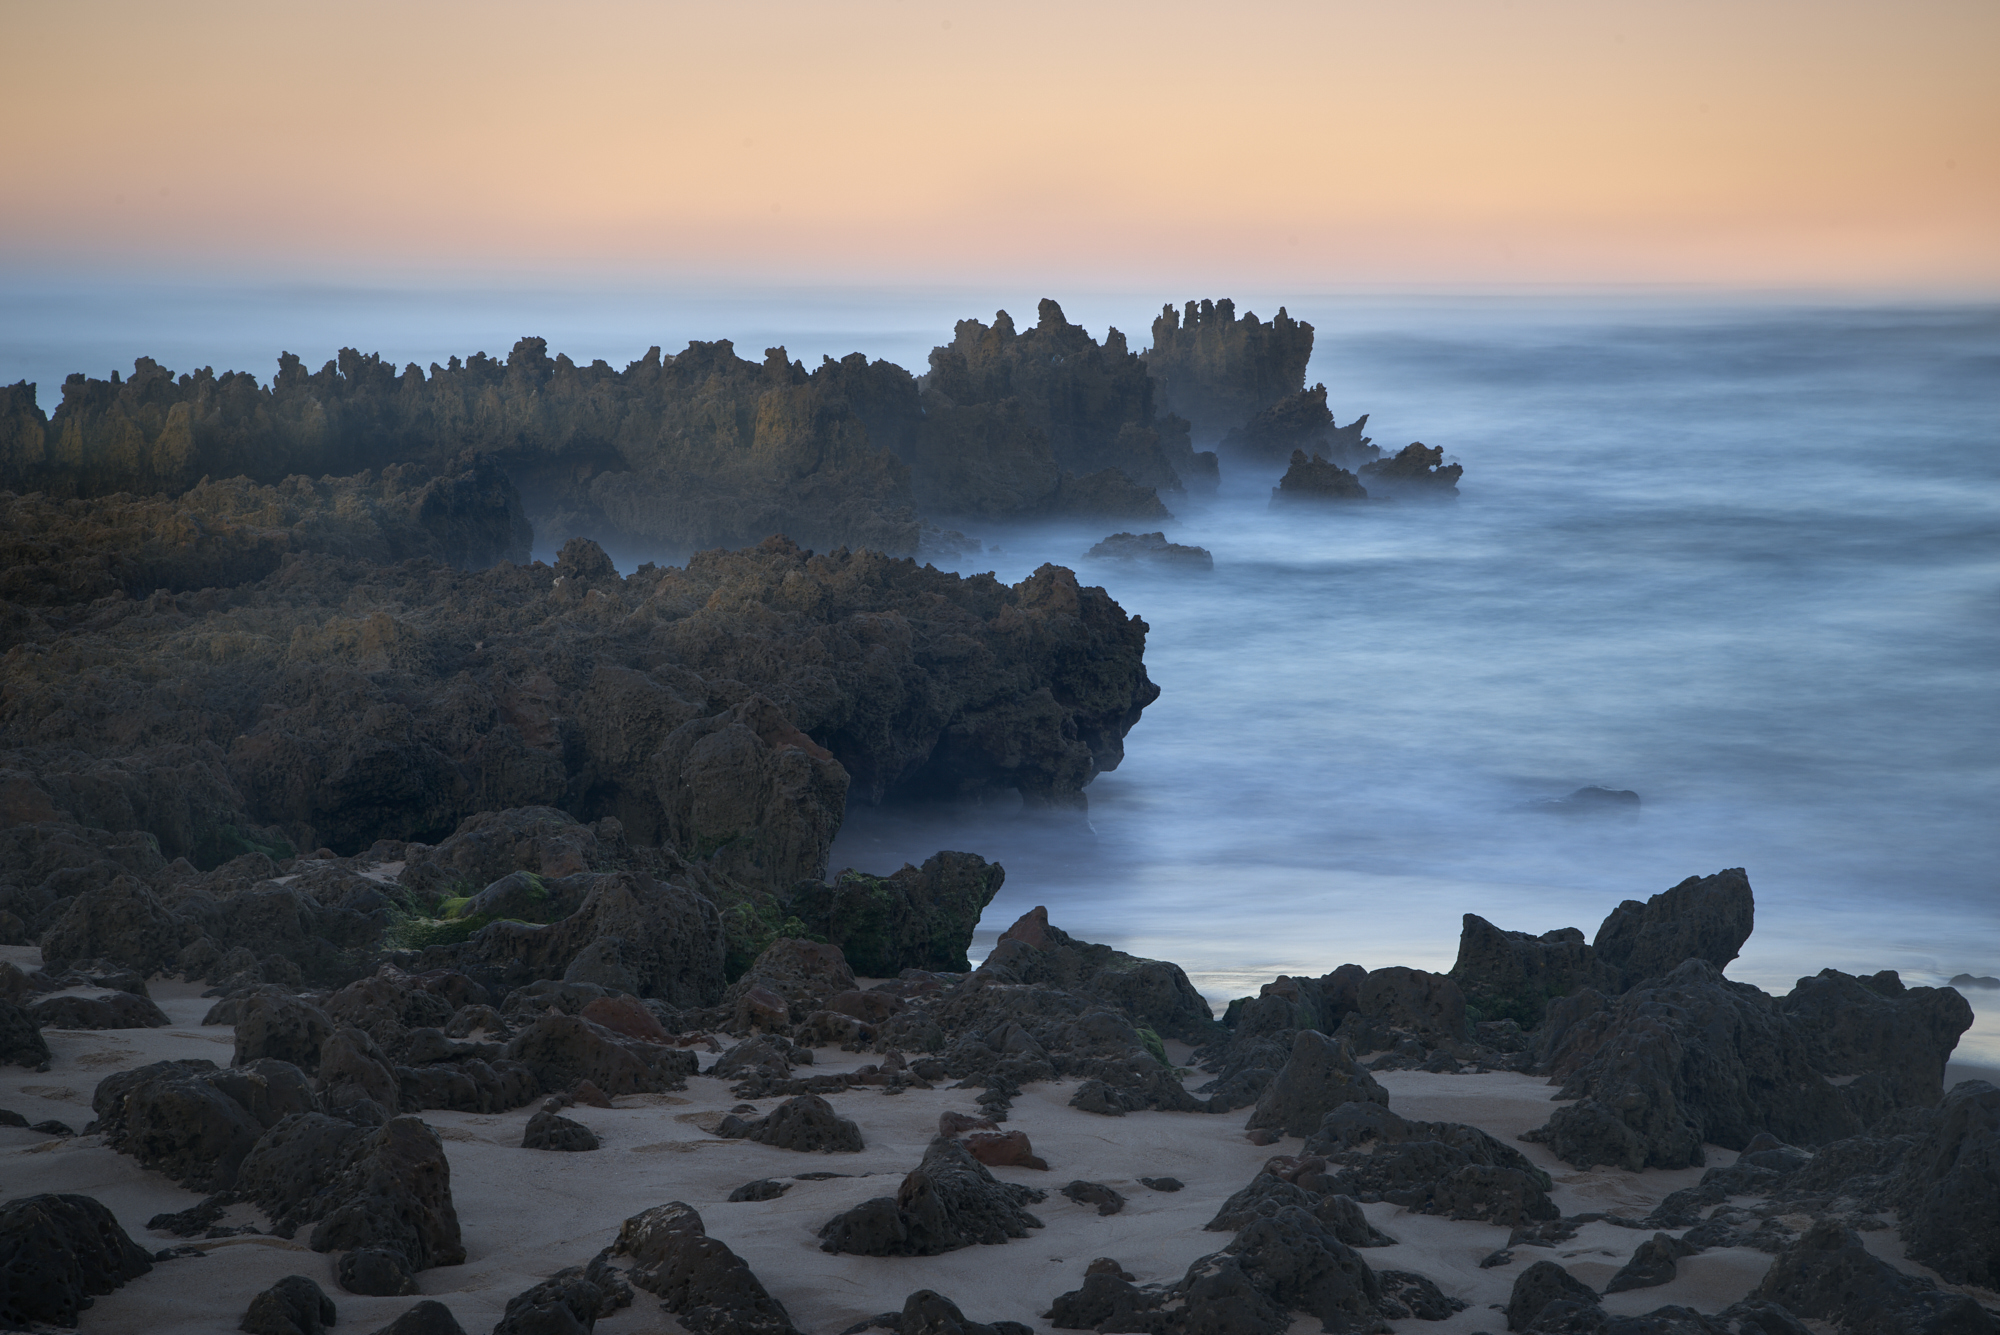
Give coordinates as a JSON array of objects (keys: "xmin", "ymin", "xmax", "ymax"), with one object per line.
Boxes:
[
  {"xmin": 818, "ymin": 1136, "xmax": 1045, "ymax": 1257},
  {"xmin": 490, "ymin": 1254, "xmax": 632, "ymax": 1334},
  {"xmin": 25, "ymin": 989, "xmax": 170, "ymax": 1028},
  {"xmin": 611, "ymin": 1201, "xmax": 798, "ymax": 1335},
  {"xmin": 234, "ymin": 993, "xmax": 336, "ymax": 1071},
  {"xmin": 0, "ymin": 1193, "xmax": 154, "ymax": 1329},
  {"xmin": 1592, "ymin": 868, "xmax": 1755, "ymax": 987},
  {"xmin": 789, "ymin": 851, "xmax": 1004, "ymax": 976},
  {"xmin": 91, "ymin": 1057, "xmax": 316, "ymax": 1190},
  {"xmin": 0, "ymin": 999, "xmax": 50, "ymax": 1071},
  {"xmin": 306, "ymin": 1117, "xmax": 466, "ymax": 1283},
  {"xmin": 1244, "ymin": 1029, "xmax": 1389, "ymax": 1138},
  {"xmin": 1891, "ymin": 1080, "xmax": 2000, "ymax": 1289},
  {"xmin": 241, "ymin": 1274, "xmax": 338, "ymax": 1335}
]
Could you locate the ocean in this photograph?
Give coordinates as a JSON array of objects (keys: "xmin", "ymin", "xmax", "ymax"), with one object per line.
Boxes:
[{"xmin": 5, "ymin": 280, "xmax": 1995, "ymax": 1060}]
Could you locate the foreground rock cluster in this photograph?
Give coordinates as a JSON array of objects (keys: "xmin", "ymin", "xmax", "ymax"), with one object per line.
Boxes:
[{"xmin": 2, "ymin": 858, "xmax": 1992, "ymax": 1334}]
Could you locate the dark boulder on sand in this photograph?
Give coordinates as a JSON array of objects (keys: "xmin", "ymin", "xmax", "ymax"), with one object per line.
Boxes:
[
  {"xmin": 490, "ymin": 1253, "xmax": 633, "ymax": 1334},
  {"xmin": 716, "ymin": 1093, "xmax": 863, "ymax": 1153},
  {"xmin": 90, "ymin": 1056, "xmax": 317, "ymax": 1191},
  {"xmin": 0, "ymin": 999, "xmax": 50, "ymax": 1070},
  {"xmin": 1755, "ymin": 1219, "xmax": 1997, "ymax": 1334},
  {"xmin": 522, "ymin": 1109, "xmax": 600, "ymax": 1151},
  {"xmin": 981, "ymin": 905, "xmax": 1216, "ymax": 1043},
  {"xmin": 1506, "ymin": 1260, "xmax": 1600, "ymax": 1331},
  {"xmin": 1243, "ymin": 1029, "xmax": 1389, "ymax": 1138},
  {"xmin": 612, "ymin": 1200, "xmax": 800, "ymax": 1335},
  {"xmin": 818, "ymin": 1136, "xmax": 1045, "ymax": 1257},
  {"xmin": 0, "ymin": 1192, "xmax": 154, "ymax": 1329},
  {"xmin": 241, "ymin": 1274, "xmax": 338, "ymax": 1335}
]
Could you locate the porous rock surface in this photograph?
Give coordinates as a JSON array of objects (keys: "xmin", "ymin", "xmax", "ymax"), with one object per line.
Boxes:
[
  {"xmin": 817, "ymin": 1135, "xmax": 1046, "ymax": 1257},
  {"xmin": 0, "ymin": 1192, "xmax": 154, "ymax": 1328}
]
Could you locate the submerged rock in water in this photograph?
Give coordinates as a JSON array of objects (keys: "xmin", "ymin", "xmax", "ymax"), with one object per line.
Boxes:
[
  {"xmin": 1270, "ymin": 449, "xmax": 1369, "ymax": 503},
  {"xmin": 1360, "ymin": 442, "xmax": 1462, "ymax": 496},
  {"xmin": 1084, "ymin": 531, "xmax": 1214, "ymax": 570}
]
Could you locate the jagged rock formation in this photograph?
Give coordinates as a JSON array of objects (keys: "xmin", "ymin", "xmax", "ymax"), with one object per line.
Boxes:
[
  {"xmin": 1271, "ymin": 449, "xmax": 1370, "ymax": 503},
  {"xmin": 1142, "ymin": 298, "xmax": 1316, "ymax": 443},
  {"xmin": 981, "ymin": 906, "xmax": 1217, "ymax": 1043},
  {"xmin": 715, "ymin": 1093, "xmax": 863, "ymax": 1152},
  {"xmin": 1221, "ymin": 384, "xmax": 1378, "ymax": 470},
  {"xmin": 0, "ymin": 340, "xmax": 921, "ymax": 557},
  {"xmin": 612, "ymin": 1200, "xmax": 800, "ymax": 1335},
  {"xmin": 898, "ymin": 301, "xmax": 1203, "ymax": 520}
]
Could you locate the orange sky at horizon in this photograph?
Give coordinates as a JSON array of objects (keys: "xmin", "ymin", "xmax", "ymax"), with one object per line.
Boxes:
[{"xmin": 3, "ymin": 0, "xmax": 1995, "ymax": 290}]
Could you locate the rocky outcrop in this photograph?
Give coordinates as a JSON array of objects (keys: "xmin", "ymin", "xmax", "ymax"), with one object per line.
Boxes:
[
  {"xmin": 1, "ymin": 341, "xmax": 918, "ymax": 557},
  {"xmin": 503, "ymin": 1013, "xmax": 697, "ymax": 1096},
  {"xmin": 1506, "ymin": 1261, "xmax": 1599, "ymax": 1331},
  {"xmin": 980, "ymin": 905, "xmax": 1216, "ymax": 1042},
  {"xmin": 366, "ymin": 1301, "xmax": 468, "ymax": 1335},
  {"xmin": 1528, "ymin": 959, "xmax": 1971, "ymax": 1170},
  {"xmin": 25, "ymin": 989, "xmax": 170, "ymax": 1028},
  {"xmin": 5, "ymin": 530, "xmax": 1156, "ymax": 872},
  {"xmin": 1084, "ymin": 531, "xmax": 1214, "ymax": 570},
  {"xmin": 888, "ymin": 1290, "xmax": 1033, "ymax": 1335},
  {"xmin": 611, "ymin": 1201, "xmax": 799, "ymax": 1335},
  {"xmin": 0, "ymin": 1193, "xmax": 155, "ymax": 1329},
  {"xmin": 1271, "ymin": 450, "xmax": 1370, "ymax": 503},
  {"xmin": 0, "ymin": 999, "xmax": 50, "ymax": 1070},
  {"xmin": 907, "ymin": 301, "xmax": 1201, "ymax": 518},
  {"xmin": 1142, "ymin": 299, "xmax": 1316, "ymax": 443},
  {"xmin": 1303, "ymin": 1102, "xmax": 1558, "ymax": 1226},
  {"xmin": 522, "ymin": 1109, "xmax": 600, "ymax": 1151},
  {"xmin": 787, "ymin": 851, "xmax": 1004, "ymax": 976},
  {"xmin": 1593, "ymin": 869, "xmax": 1755, "ymax": 986},
  {"xmin": 1360, "ymin": 443, "xmax": 1462, "ymax": 497},
  {"xmin": 817, "ymin": 1135, "xmax": 1046, "ymax": 1256},
  {"xmin": 1891, "ymin": 1079, "xmax": 2000, "ymax": 1288}
]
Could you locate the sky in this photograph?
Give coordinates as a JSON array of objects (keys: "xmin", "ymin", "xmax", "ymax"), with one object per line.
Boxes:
[{"xmin": 2, "ymin": 0, "xmax": 1996, "ymax": 291}]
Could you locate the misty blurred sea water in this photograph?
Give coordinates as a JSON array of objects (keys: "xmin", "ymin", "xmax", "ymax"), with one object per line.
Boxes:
[{"xmin": 5, "ymin": 282, "xmax": 1996, "ymax": 1060}]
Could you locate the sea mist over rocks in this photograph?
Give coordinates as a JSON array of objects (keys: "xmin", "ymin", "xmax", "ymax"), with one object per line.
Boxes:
[{"xmin": 7, "ymin": 283, "xmax": 1995, "ymax": 1061}]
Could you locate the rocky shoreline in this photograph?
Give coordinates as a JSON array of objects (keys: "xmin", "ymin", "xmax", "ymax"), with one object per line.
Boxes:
[{"xmin": 0, "ymin": 300, "xmax": 1992, "ymax": 1334}]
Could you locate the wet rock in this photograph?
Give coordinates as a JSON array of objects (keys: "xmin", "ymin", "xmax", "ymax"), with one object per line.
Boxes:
[
  {"xmin": 1085, "ymin": 531, "xmax": 1214, "ymax": 570},
  {"xmin": 818, "ymin": 1136, "xmax": 1045, "ymax": 1256},
  {"xmin": 25, "ymin": 989, "xmax": 171, "ymax": 1028},
  {"xmin": 1507, "ymin": 1261, "xmax": 1600, "ymax": 1332},
  {"xmin": 1244, "ymin": 1029, "xmax": 1389, "ymax": 1138},
  {"xmin": 505, "ymin": 1013, "xmax": 697, "ymax": 1095},
  {"xmin": 1360, "ymin": 442, "xmax": 1462, "ymax": 496},
  {"xmin": 0, "ymin": 998, "xmax": 50, "ymax": 1070},
  {"xmin": 716, "ymin": 1093, "xmax": 862, "ymax": 1152},
  {"xmin": 1592, "ymin": 868, "xmax": 1755, "ymax": 987},
  {"xmin": 1605, "ymin": 1233, "xmax": 1701, "ymax": 1293},
  {"xmin": 1754, "ymin": 1219, "xmax": 1995, "ymax": 1334},
  {"xmin": 728, "ymin": 1179, "xmax": 791, "ymax": 1202},
  {"xmin": 1271, "ymin": 449, "xmax": 1369, "ymax": 503},
  {"xmin": 0, "ymin": 1192, "xmax": 155, "ymax": 1328},
  {"xmin": 1450, "ymin": 914, "xmax": 1623, "ymax": 1028},
  {"xmin": 367, "ymin": 1300, "xmax": 470, "ymax": 1335},
  {"xmin": 789, "ymin": 852, "xmax": 1005, "ymax": 977},
  {"xmin": 612, "ymin": 1201, "xmax": 799, "ymax": 1335},
  {"xmin": 1061, "ymin": 1181, "xmax": 1126, "ymax": 1215},
  {"xmin": 522, "ymin": 1110, "xmax": 600, "ymax": 1151},
  {"xmin": 241, "ymin": 1273, "xmax": 338, "ymax": 1335}
]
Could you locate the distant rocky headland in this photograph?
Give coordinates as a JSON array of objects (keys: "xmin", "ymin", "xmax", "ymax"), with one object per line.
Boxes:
[{"xmin": 0, "ymin": 298, "xmax": 1990, "ymax": 1335}]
